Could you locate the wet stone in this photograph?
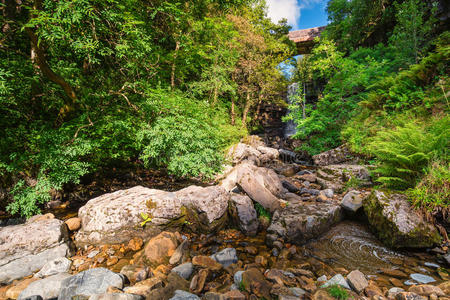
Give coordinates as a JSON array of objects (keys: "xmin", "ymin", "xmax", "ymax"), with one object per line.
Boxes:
[
  {"xmin": 211, "ymin": 248, "xmax": 238, "ymax": 267},
  {"xmin": 169, "ymin": 290, "xmax": 200, "ymax": 300},
  {"xmin": 409, "ymin": 274, "xmax": 436, "ymax": 284},
  {"xmin": 321, "ymin": 274, "xmax": 351, "ymax": 290},
  {"xmin": 171, "ymin": 262, "xmax": 194, "ymax": 280}
]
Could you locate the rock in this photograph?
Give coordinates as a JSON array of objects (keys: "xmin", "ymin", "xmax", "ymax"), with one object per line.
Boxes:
[
  {"xmin": 58, "ymin": 268, "xmax": 124, "ymax": 299},
  {"xmin": 120, "ymin": 265, "xmax": 149, "ymax": 284},
  {"xmin": 123, "ymin": 277, "xmax": 163, "ymax": 296},
  {"xmin": 169, "ymin": 240, "xmax": 188, "ymax": 265},
  {"xmin": 298, "ymin": 173, "xmax": 317, "ymax": 182},
  {"xmin": 211, "ymin": 248, "xmax": 238, "ymax": 267},
  {"xmin": 300, "ymin": 188, "xmax": 320, "ymax": 195},
  {"xmin": 312, "ymin": 144, "xmax": 353, "ymax": 166},
  {"xmin": 317, "ymin": 275, "xmax": 327, "ymax": 282},
  {"xmin": 222, "ymin": 290, "xmax": 245, "ymax": 300},
  {"xmin": 127, "ymin": 237, "xmax": 144, "ymax": 252},
  {"xmin": 267, "ymin": 203, "xmax": 343, "ymax": 245},
  {"xmin": 21, "ymin": 296, "xmax": 43, "ymax": 300},
  {"xmin": 87, "ymin": 250, "xmax": 100, "ymax": 259},
  {"xmin": 381, "ymin": 268, "xmax": 408, "ymax": 279},
  {"xmin": 6, "ymin": 278, "xmax": 39, "ymax": 299},
  {"xmin": 234, "ymin": 163, "xmax": 285, "ymax": 212},
  {"xmin": 316, "ymin": 164, "xmax": 371, "ymax": 193},
  {"xmin": 89, "ymin": 293, "xmax": 144, "ymax": 300},
  {"xmin": 65, "ymin": 217, "xmax": 81, "ymax": 231},
  {"xmin": 280, "ymin": 165, "xmax": 300, "ymax": 177},
  {"xmin": 444, "ymin": 253, "xmax": 450, "ymax": 266},
  {"xmin": 395, "ymin": 292, "xmax": 427, "ymax": 300},
  {"xmin": 290, "ymin": 287, "xmax": 306, "ymax": 296},
  {"xmin": 75, "ymin": 185, "xmax": 230, "ymax": 246},
  {"xmin": 346, "ymin": 270, "xmax": 368, "ymax": 293},
  {"xmin": 169, "ymin": 290, "xmax": 200, "ymax": 300},
  {"xmin": 321, "ymin": 274, "xmax": 351, "ymax": 290},
  {"xmin": 0, "ymin": 217, "xmax": 71, "ymax": 284},
  {"xmin": 189, "ymin": 268, "xmax": 209, "ymax": 293},
  {"xmin": 143, "ymin": 231, "xmax": 178, "ymax": 266},
  {"xmin": 388, "ymin": 287, "xmax": 405, "ymax": 298},
  {"xmin": 145, "ymin": 273, "xmax": 189, "ymax": 300},
  {"xmin": 256, "ymin": 146, "xmax": 280, "ymax": 163},
  {"xmin": 409, "ymin": 274, "xmax": 436, "ymax": 284},
  {"xmin": 264, "ymin": 269, "xmax": 297, "ymax": 286},
  {"xmin": 438, "ymin": 281, "xmax": 450, "ymax": 294},
  {"xmin": 234, "ymin": 271, "xmax": 244, "ymax": 285},
  {"xmin": 241, "ymin": 268, "xmax": 272, "ymax": 300},
  {"xmin": 192, "ymin": 256, "xmax": 222, "ymax": 271},
  {"xmin": 18, "ymin": 273, "xmax": 71, "ymax": 300},
  {"xmin": 278, "ymin": 296, "xmax": 299, "ymax": 300},
  {"xmin": 282, "ymin": 180, "xmax": 300, "ymax": 193},
  {"xmin": 227, "ymin": 143, "xmax": 262, "ymax": 165},
  {"xmin": 171, "ymin": 263, "xmax": 194, "ymax": 280},
  {"xmin": 408, "ymin": 285, "xmax": 444, "ymax": 296},
  {"xmin": 229, "ymin": 194, "xmax": 259, "ymax": 236},
  {"xmin": 341, "ymin": 191, "xmax": 363, "ymax": 213},
  {"xmin": 320, "ymin": 189, "xmax": 334, "ymax": 198},
  {"xmin": 312, "ymin": 289, "xmax": 335, "ymax": 300},
  {"xmin": 34, "ymin": 257, "xmax": 72, "ymax": 278},
  {"xmin": 363, "ymin": 191, "xmax": 441, "ymax": 248}
]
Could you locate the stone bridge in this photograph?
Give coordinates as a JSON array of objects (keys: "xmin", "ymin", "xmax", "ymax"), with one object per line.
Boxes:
[{"xmin": 288, "ymin": 26, "xmax": 326, "ymax": 55}]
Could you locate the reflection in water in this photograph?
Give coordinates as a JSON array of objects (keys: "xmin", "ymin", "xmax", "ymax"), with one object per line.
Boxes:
[{"xmin": 305, "ymin": 221, "xmax": 406, "ymax": 274}]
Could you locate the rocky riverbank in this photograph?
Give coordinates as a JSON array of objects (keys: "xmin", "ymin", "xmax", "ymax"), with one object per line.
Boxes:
[{"xmin": 0, "ymin": 137, "xmax": 449, "ymax": 300}]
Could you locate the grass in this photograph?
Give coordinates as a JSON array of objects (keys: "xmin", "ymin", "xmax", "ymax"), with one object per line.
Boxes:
[
  {"xmin": 254, "ymin": 202, "xmax": 271, "ymax": 221},
  {"xmin": 327, "ymin": 285, "xmax": 349, "ymax": 300}
]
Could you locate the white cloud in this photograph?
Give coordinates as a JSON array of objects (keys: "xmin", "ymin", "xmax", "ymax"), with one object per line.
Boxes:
[{"xmin": 266, "ymin": 0, "xmax": 324, "ymax": 30}]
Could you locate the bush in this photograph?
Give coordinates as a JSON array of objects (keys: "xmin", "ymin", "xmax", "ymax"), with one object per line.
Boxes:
[
  {"xmin": 408, "ymin": 161, "xmax": 450, "ymax": 211},
  {"xmin": 368, "ymin": 116, "xmax": 449, "ymax": 189}
]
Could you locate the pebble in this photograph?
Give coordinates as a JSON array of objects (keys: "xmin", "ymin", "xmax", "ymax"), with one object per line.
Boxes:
[
  {"xmin": 171, "ymin": 263, "xmax": 194, "ymax": 280},
  {"xmin": 424, "ymin": 262, "xmax": 440, "ymax": 269},
  {"xmin": 87, "ymin": 250, "xmax": 100, "ymax": 258},
  {"xmin": 410, "ymin": 274, "xmax": 436, "ymax": 284}
]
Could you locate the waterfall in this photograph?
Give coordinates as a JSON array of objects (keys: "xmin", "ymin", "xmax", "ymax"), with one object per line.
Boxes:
[{"xmin": 283, "ymin": 82, "xmax": 299, "ymax": 138}]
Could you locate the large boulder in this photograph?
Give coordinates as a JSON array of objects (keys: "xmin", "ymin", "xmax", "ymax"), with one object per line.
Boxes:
[
  {"xmin": 267, "ymin": 203, "xmax": 343, "ymax": 245},
  {"xmin": 312, "ymin": 144, "xmax": 354, "ymax": 166},
  {"xmin": 227, "ymin": 143, "xmax": 262, "ymax": 165},
  {"xmin": 229, "ymin": 194, "xmax": 259, "ymax": 236},
  {"xmin": 363, "ymin": 191, "xmax": 441, "ymax": 248},
  {"xmin": 75, "ymin": 185, "xmax": 229, "ymax": 246},
  {"xmin": 0, "ymin": 217, "xmax": 71, "ymax": 284},
  {"xmin": 316, "ymin": 164, "xmax": 371, "ymax": 193},
  {"xmin": 220, "ymin": 163, "xmax": 285, "ymax": 212}
]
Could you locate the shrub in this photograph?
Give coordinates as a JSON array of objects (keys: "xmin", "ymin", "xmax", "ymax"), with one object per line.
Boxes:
[{"xmin": 368, "ymin": 117, "xmax": 449, "ymax": 189}]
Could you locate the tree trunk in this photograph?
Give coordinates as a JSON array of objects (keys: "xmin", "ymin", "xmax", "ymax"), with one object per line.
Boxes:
[
  {"xmin": 231, "ymin": 96, "xmax": 236, "ymax": 126},
  {"xmin": 241, "ymin": 91, "xmax": 251, "ymax": 127},
  {"xmin": 171, "ymin": 40, "xmax": 180, "ymax": 89}
]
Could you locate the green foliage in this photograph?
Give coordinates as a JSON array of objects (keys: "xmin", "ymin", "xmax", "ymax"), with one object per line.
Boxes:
[
  {"xmin": 326, "ymin": 285, "xmax": 349, "ymax": 300},
  {"xmin": 0, "ymin": 0, "xmax": 290, "ymax": 217},
  {"xmin": 254, "ymin": 202, "xmax": 271, "ymax": 221},
  {"xmin": 238, "ymin": 280, "xmax": 246, "ymax": 292},
  {"xmin": 368, "ymin": 117, "xmax": 449, "ymax": 190},
  {"xmin": 408, "ymin": 161, "xmax": 450, "ymax": 210},
  {"xmin": 140, "ymin": 212, "xmax": 153, "ymax": 227}
]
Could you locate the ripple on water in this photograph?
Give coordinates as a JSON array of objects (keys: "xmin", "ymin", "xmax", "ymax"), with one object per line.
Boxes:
[{"xmin": 304, "ymin": 221, "xmax": 406, "ymax": 274}]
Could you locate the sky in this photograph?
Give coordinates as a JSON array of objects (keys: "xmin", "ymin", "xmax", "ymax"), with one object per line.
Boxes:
[{"xmin": 266, "ymin": 0, "xmax": 329, "ymax": 30}]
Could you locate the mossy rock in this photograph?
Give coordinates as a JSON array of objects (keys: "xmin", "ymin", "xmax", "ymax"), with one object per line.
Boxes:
[{"xmin": 363, "ymin": 190, "xmax": 441, "ymax": 249}]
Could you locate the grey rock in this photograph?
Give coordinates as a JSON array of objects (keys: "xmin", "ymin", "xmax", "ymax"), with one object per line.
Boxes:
[
  {"xmin": 230, "ymin": 194, "xmax": 258, "ymax": 236},
  {"xmin": 346, "ymin": 270, "xmax": 368, "ymax": 293},
  {"xmin": 321, "ymin": 274, "xmax": 351, "ymax": 290},
  {"xmin": 363, "ymin": 191, "xmax": 441, "ymax": 248},
  {"xmin": 169, "ymin": 290, "xmax": 200, "ymax": 300},
  {"xmin": 75, "ymin": 185, "xmax": 230, "ymax": 246},
  {"xmin": 169, "ymin": 240, "xmax": 188, "ymax": 265},
  {"xmin": 404, "ymin": 280, "xmax": 418, "ymax": 286},
  {"xmin": 312, "ymin": 144, "xmax": 354, "ymax": 166},
  {"xmin": 297, "ymin": 170, "xmax": 313, "ymax": 176},
  {"xmin": 34, "ymin": 257, "xmax": 72, "ymax": 278},
  {"xmin": 290, "ymin": 287, "xmax": 306, "ymax": 296},
  {"xmin": 22, "ymin": 296, "xmax": 43, "ymax": 300},
  {"xmin": 316, "ymin": 164, "xmax": 371, "ymax": 193},
  {"xmin": 341, "ymin": 191, "xmax": 363, "ymax": 213},
  {"xmin": 300, "ymin": 188, "xmax": 320, "ymax": 195},
  {"xmin": 87, "ymin": 250, "xmax": 100, "ymax": 259},
  {"xmin": 320, "ymin": 189, "xmax": 334, "ymax": 198},
  {"xmin": 409, "ymin": 273, "xmax": 436, "ymax": 284},
  {"xmin": 211, "ymin": 248, "xmax": 238, "ymax": 267},
  {"xmin": 278, "ymin": 296, "xmax": 299, "ymax": 300},
  {"xmin": 282, "ymin": 180, "xmax": 299, "ymax": 193},
  {"xmin": 227, "ymin": 143, "xmax": 262, "ymax": 165},
  {"xmin": 423, "ymin": 262, "xmax": 440, "ymax": 269},
  {"xmin": 230, "ymin": 284, "xmax": 238, "ymax": 291},
  {"xmin": 388, "ymin": 287, "xmax": 405, "ymax": 298},
  {"xmin": 0, "ymin": 217, "xmax": 70, "ymax": 284},
  {"xmin": 171, "ymin": 263, "xmax": 194, "ymax": 280},
  {"xmin": 234, "ymin": 271, "xmax": 244, "ymax": 285},
  {"xmin": 317, "ymin": 275, "xmax": 327, "ymax": 282},
  {"xmin": 89, "ymin": 294, "xmax": 143, "ymax": 300},
  {"xmin": 267, "ymin": 203, "xmax": 343, "ymax": 245},
  {"xmin": 58, "ymin": 268, "xmax": 124, "ymax": 300},
  {"xmin": 19, "ymin": 273, "xmax": 71, "ymax": 300}
]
